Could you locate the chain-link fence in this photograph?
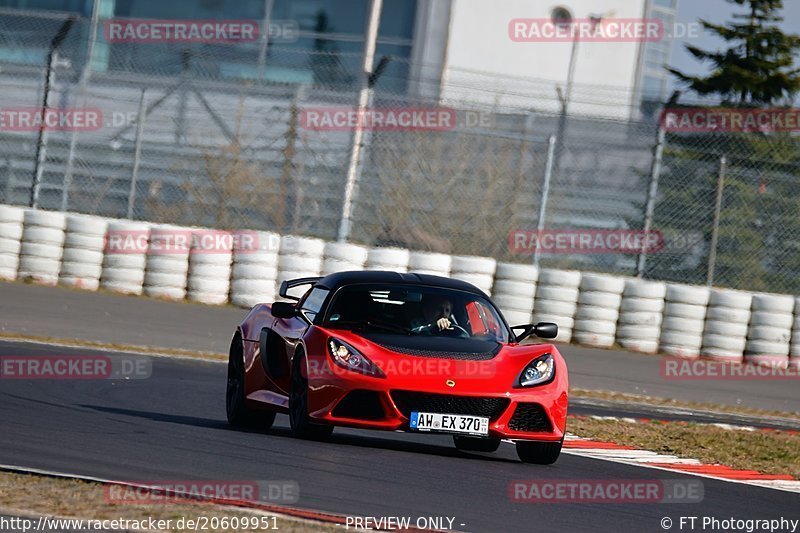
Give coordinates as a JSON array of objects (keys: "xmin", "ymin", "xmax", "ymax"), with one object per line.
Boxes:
[{"xmin": 1, "ymin": 8, "xmax": 799, "ymax": 293}]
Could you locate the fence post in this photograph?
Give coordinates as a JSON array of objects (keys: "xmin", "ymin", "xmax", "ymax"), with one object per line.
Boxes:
[
  {"xmin": 337, "ymin": 0, "xmax": 382, "ymax": 243},
  {"xmin": 706, "ymin": 155, "xmax": 727, "ymax": 287},
  {"xmin": 533, "ymin": 134, "xmax": 557, "ymax": 268},
  {"xmin": 636, "ymin": 124, "xmax": 666, "ymax": 278},
  {"xmin": 127, "ymin": 88, "xmax": 147, "ymax": 219}
]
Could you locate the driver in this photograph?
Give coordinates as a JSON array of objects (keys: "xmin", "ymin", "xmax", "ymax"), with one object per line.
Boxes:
[{"xmin": 411, "ymin": 294, "xmax": 457, "ymax": 334}]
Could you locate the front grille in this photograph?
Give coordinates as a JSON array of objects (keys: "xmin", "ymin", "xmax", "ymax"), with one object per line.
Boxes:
[
  {"xmin": 390, "ymin": 390, "xmax": 510, "ymax": 421},
  {"xmin": 508, "ymin": 403, "xmax": 552, "ymax": 432},
  {"xmin": 332, "ymin": 390, "xmax": 385, "ymax": 420},
  {"xmin": 375, "ymin": 344, "xmax": 499, "ymax": 361}
]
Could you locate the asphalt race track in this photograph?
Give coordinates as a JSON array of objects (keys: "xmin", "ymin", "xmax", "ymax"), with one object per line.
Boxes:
[
  {"xmin": 0, "ymin": 340, "xmax": 797, "ymax": 533},
  {"xmin": 1, "ymin": 281, "xmax": 798, "ymax": 413}
]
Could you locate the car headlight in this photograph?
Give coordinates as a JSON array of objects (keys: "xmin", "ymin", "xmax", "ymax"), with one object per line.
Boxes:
[
  {"xmin": 328, "ymin": 338, "xmax": 385, "ymax": 377},
  {"xmin": 517, "ymin": 353, "xmax": 555, "ymax": 387}
]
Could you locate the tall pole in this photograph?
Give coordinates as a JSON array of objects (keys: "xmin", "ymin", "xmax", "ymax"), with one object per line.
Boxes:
[
  {"xmin": 337, "ymin": 0, "xmax": 383, "ymax": 243},
  {"xmin": 63, "ymin": 0, "xmax": 102, "ymax": 211},
  {"xmin": 127, "ymin": 89, "xmax": 147, "ymax": 219},
  {"xmin": 706, "ymin": 156, "xmax": 727, "ymax": 287},
  {"xmin": 257, "ymin": 0, "xmax": 275, "ymax": 79},
  {"xmin": 534, "ymin": 135, "xmax": 557, "ymax": 268},
  {"xmin": 636, "ymin": 125, "xmax": 666, "ymax": 277}
]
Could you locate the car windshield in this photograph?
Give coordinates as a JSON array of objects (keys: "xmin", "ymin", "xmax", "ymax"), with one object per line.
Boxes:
[{"xmin": 322, "ymin": 283, "xmax": 510, "ymax": 343}]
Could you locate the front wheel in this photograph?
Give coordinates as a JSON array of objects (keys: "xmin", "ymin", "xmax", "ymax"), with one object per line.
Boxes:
[
  {"xmin": 289, "ymin": 351, "xmax": 334, "ymax": 440},
  {"xmin": 516, "ymin": 439, "xmax": 563, "ymax": 464},
  {"xmin": 453, "ymin": 435, "xmax": 501, "ymax": 453},
  {"xmin": 226, "ymin": 336, "xmax": 276, "ymax": 430}
]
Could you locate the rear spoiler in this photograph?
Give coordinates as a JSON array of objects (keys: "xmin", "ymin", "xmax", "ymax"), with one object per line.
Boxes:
[{"xmin": 278, "ymin": 277, "xmax": 321, "ymax": 301}]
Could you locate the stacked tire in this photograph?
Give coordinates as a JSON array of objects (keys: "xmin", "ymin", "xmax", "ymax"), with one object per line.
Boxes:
[
  {"xmin": 573, "ymin": 273, "xmax": 625, "ymax": 348},
  {"xmin": 322, "ymin": 242, "xmax": 369, "ymax": 276},
  {"xmin": 616, "ymin": 279, "xmax": 665, "ymax": 354},
  {"xmin": 0, "ymin": 205, "xmax": 24, "ymax": 281},
  {"xmin": 18, "ymin": 209, "xmax": 66, "ymax": 286},
  {"xmin": 532, "ymin": 269, "xmax": 581, "ymax": 343},
  {"xmin": 59, "ymin": 214, "xmax": 108, "ymax": 291},
  {"xmin": 100, "ymin": 221, "xmax": 149, "ymax": 295},
  {"xmin": 701, "ymin": 289, "xmax": 752, "ymax": 362},
  {"xmin": 450, "ymin": 256, "xmax": 496, "ymax": 295},
  {"xmin": 187, "ymin": 230, "xmax": 233, "ymax": 305},
  {"xmin": 143, "ymin": 225, "xmax": 191, "ymax": 300},
  {"xmin": 230, "ymin": 231, "xmax": 280, "ymax": 308},
  {"xmin": 491, "ymin": 263, "xmax": 538, "ymax": 327},
  {"xmin": 659, "ymin": 284, "xmax": 710, "ymax": 358},
  {"xmin": 744, "ymin": 293, "xmax": 794, "ymax": 368},
  {"xmin": 408, "ymin": 251, "xmax": 451, "ymax": 277},
  {"xmin": 277, "ymin": 235, "xmax": 324, "ymax": 298},
  {"xmin": 365, "ymin": 247, "xmax": 410, "ymax": 273}
]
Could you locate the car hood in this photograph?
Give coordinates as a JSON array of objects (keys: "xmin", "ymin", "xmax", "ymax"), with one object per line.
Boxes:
[{"xmin": 357, "ymin": 332, "xmax": 502, "ymax": 361}]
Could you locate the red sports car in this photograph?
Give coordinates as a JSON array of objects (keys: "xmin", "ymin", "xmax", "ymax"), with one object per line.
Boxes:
[{"xmin": 226, "ymin": 271, "xmax": 568, "ymax": 464}]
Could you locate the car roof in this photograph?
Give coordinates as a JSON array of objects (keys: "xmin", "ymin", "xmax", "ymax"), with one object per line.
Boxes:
[{"xmin": 316, "ymin": 270, "xmax": 488, "ymax": 297}]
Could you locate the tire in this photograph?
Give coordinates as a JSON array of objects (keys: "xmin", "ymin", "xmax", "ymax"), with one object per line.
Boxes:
[
  {"xmin": 0, "ymin": 205, "xmax": 25, "ymax": 223},
  {"xmin": 702, "ymin": 334, "xmax": 746, "ymax": 352},
  {"xmin": 60, "ymin": 262, "xmax": 103, "ymax": 279},
  {"xmin": 22, "ymin": 227, "xmax": 65, "ymax": 246},
  {"xmin": 278, "ymin": 254, "xmax": 322, "ymax": 273},
  {"xmin": 661, "ymin": 317, "xmax": 704, "ymax": 335},
  {"xmin": 231, "ymin": 279, "xmax": 276, "ymax": 295},
  {"xmin": 747, "ymin": 326, "xmax": 791, "ymax": 343},
  {"xmin": 705, "ymin": 306, "xmax": 750, "ymax": 324},
  {"xmin": 187, "ymin": 290, "xmax": 229, "ymax": 305},
  {"xmin": 408, "ymin": 252, "xmax": 451, "ymax": 274},
  {"xmin": 745, "ymin": 340, "xmax": 790, "ymax": 357},
  {"xmin": 492, "ymin": 280, "xmax": 537, "ymax": 299},
  {"xmin": 503, "ymin": 309, "xmax": 532, "ymax": 327},
  {"xmin": 701, "ymin": 347, "xmax": 743, "ymax": 362},
  {"xmin": 579, "ymin": 273, "xmax": 625, "ymax": 293},
  {"xmin": 366, "ymin": 247, "xmax": 410, "ymax": 270},
  {"xmin": 322, "ymin": 259, "xmax": 364, "ymax": 276},
  {"xmin": 0, "ymin": 222, "xmax": 23, "ymax": 241},
  {"xmin": 232, "ymin": 263, "xmax": 278, "ymax": 281},
  {"xmin": 144, "ymin": 286, "xmax": 186, "ymax": 300},
  {"xmin": 664, "ymin": 302, "xmax": 707, "ymax": 321},
  {"xmin": 751, "ymin": 293, "xmax": 795, "ymax": 314},
  {"xmin": 573, "ymin": 319, "xmax": 617, "ymax": 336},
  {"xmin": 146, "ymin": 255, "xmax": 190, "ymax": 275},
  {"xmin": 495, "ymin": 263, "xmax": 538, "ymax": 283},
  {"xmin": 618, "ymin": 311, "xmax": 662, "ymax": 326},
  {"xmin": 534, "ymin": 298, "xmax": 577, "ymax": 317},
  {"xmin": 516, "ymin": 440, "xmax": 562, "ymax": 464},
  {"xmin": 64, "ymin": 232, "xmax": 106, "ymax": 250},
  {"xmin": 578, "ymin": 291, "xmax": 622, "ymax": 309},
  {"xmin": 709, "ymin": 289, "xmax": 752, "ymax": 309},
  {"xmin": 104, "ymin": 254, "xmax": 147, "ymax": 270},
  {"xmin": 618, "ymin": 339, "xmax": 659, "ymax": 354},
  {"xmin": 144, "ymin": 271, "xmax": 187, "ymax": 288},
  {"xmin": 531, "ymin": 314, "xmax": 574, "ymax": 330},
  {"xmin": 0, "ymin": 237, "xmax": 22, "ymax": 255},
  {"xmin": 659, "ymin": 331, "xmax": 703, "ymax": 348},
  {"xmin": 453, "ymin": 435, "xmax": 500, "ymax": 453},
  {"xmin": 0, "ymin": 253, "xmax": 20, "ymax": 270},
  {"xmin": 232, "ymin": 231, "xmax": 280, "ymax": 258},
  {"xmin": 24, "ymin": 209, "xmax": 66, "ymax": 229},
  {"xmin": 748, "ymin": 311, "xmax": 793, "ymax": 330},
  {"xmin": 493, "ymin": 294, "xmax": 535, "ymax": 312},
  {"xmin": 289, "ymin": 350, "xmax": 334, "ymax": 440},
  {"xmin": 61, "ymin": 248, "xmax": 104, "ymax": 265},
  {"xmin": 189, "ymin": 253, "xmax": 233, "ymax": 266},
  {"xmin": 661, "ymin": 344, "xmax": 701, "ymax": 359},
  {"xmin": 450, "ymin": 255, "xmax": 497, "ymax": 275},
  {"xmin": 616, "ymin": 325, "xmax": 661, "ymax": 340},
  {"xmin": 665, "ymin": 284, "xmax": 710, "ymax": 306},
  {"xmin": 280, "ymin": 235, "xmax": 325, "ymax": 257},
  {"xmin": 66, "ymin": 215, "xmax": 107, "ymax": 236},
  {"xmin": 451, "ymin": 273, "xmax": 495, "ymax": 293},
  {"xmin": 59, "ymin": 277, "xmax": 100, "ymax": 291},
  {"xmin": 536, "ymin": 286, "xmax": 579, "ymax": 303},
  {"xmin": 189, "ymin": 263, "xmax": 232, "ymax": 280},
  {"xmin": 575, "ymin": 305, "xmax": 619, "ymax": 322},
  {"xmin": 620, "ymin": 297, "xmax": 664, "ymax": 313},
  {"xmin": 623, "ymin": 279, "xmax": 666, "ymax": 299},
  {"xmin": 226, "ymin": 334, "xmax": 276, "ymax": 429},
  {"xmin": 538, "ymin": 269, "xmax": 581, "ymax": 288},
  {"xmin": 573, "ymin": 331, "xmax": 616, "ymax": 348},
  {"xmin": 234, "ymin": 250, "xmax": 280, "ymax": 266}
]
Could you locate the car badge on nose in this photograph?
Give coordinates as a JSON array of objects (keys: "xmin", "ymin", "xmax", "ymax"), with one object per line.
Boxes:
[{"xmin": 446, "ymin": 379, "xmax": 456, "ymax": 388}]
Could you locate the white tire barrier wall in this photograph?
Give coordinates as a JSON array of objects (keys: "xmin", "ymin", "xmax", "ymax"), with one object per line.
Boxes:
[
  {"xmin": 573, "ymin": 273, "xmax": 625, "ymax": 348},
  {"xmin": 659, "ymin": 284, "xmax": 710, "ymax": 358},
  {"xmin": 744, "ymin": 293, "xmax": 794, "ymax": 368},
  {"xmin": 450, "ymin": 255, "xmax": 496, "ymax": 295},
  {"xmin": 0, "ymin": 205, "xmax": 25, "ymax": 280},
  {"xmin": 278, "ymin": 235, "xmax": 325, "ymax": 299},
  {"xmin": 700, "ymin": 289, "xmax": 752, "ymax": 362},
  {"xmin": 59, "ymin": 214, "xmax": 108, "ymax": 291},
  {"xmin": 143, "ymin": 225, "xmax": 191, "ymax": 300},
  {"xmin": 101, "ymin": 220, "xmax": 150, "ymax": 295},
  {"xmin": 230, "ymin": 231, "xmax": 281, "ymax": 308},
  {"xmin": 492, "ymin": 263, "xmax": 538, "ymax": 327},
  {"xmin": 616, "ymin": 279, "xmax": 666, "ymax": 354},
  {"xmin": 365, "ymin": 247, "xmax": 410, "ymax": 273},
  {"xmin": 322, "ymin": 242, "xmax": 369, "ymax": 276},
  {"xmin": 408, "ymin": 251, "xmax": 452, "ymax": 277},
  {"xmin": 533, "ymin": 269, "xmax": 581, "ymax": 343},
  {"xmin": 187, "ymin": 230, "xmax": 233, "ymax": 305},
  {"xmin": 18, "ymin": 209, "xmax": 66, "ymax": 286}
]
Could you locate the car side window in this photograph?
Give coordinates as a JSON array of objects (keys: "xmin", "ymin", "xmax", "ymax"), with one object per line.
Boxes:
[{"xmin": 300, "ymin": 287, "xmax": 329, "ymax": 323}]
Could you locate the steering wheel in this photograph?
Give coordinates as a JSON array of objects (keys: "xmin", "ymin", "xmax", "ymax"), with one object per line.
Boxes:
[{"xmin": 441, "ymin": 324, "xmax": 471, "ymax": 338}]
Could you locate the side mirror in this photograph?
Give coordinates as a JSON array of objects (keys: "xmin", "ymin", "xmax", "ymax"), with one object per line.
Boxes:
[
  {"xmin": 271, "ymin": 301, "xmax": 298, "ymax": 319},
  {"xmin": 511, "ymin": 322, "xmax": 559, "ymax": 342}
]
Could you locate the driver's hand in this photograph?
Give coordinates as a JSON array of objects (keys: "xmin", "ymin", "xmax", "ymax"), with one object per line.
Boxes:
[{"xmin": 436, "ymin": 317, "xmax": 452, "ymax": 330}]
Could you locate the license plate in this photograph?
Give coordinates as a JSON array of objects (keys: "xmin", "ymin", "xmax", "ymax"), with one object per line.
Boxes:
[{"xmin": 409, "ymin": 411, "xmax": 489, "ymax": 436}]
